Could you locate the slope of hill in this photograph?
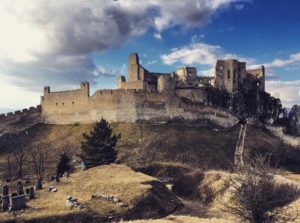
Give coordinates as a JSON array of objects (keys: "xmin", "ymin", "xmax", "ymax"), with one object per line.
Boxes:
[
  {"xmin": 1, "ymin": 121, "xmax": 299, "ymax": 181},
  {"xmin": 0, "ymin": 164, "xmax": 182, "ymax": 222}
]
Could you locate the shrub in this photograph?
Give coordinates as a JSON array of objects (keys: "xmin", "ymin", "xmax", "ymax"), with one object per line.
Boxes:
[
  {"xmin": 198, "ymin": 184, "xmax": 215, "ymax": 204},
  {"xmin": 172, "ymin": 170, "xmax": 203, "ymax": 197},
  {"xmin": 56, "ymin": 152, "xmax": 71, "ymax": 181},
  {"xmin": 225, "ymin": 156, "xmax": 300, "ymax": 223}
]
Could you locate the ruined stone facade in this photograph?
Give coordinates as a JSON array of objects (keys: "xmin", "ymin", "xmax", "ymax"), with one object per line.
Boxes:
[
  {"xmin": 118, "ymin": 53, "xmax": 215, "ymax": 93},
  {"xmin": 215, "ymin": 59, "xmax": 265, "ymax": 93},
  {"xmin": 40, "ymin": 53, "xmax": 266, "ymax": 126}
]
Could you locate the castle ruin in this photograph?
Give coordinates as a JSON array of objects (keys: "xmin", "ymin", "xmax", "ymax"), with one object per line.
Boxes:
[{"xmin": 40, "ymin": 53, "xmax": 265, "ymax": 126}]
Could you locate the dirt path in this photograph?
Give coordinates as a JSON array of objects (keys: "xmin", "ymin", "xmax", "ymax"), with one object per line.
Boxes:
[{"xmin": 173, "ymin": 197, "xmax": 208, "ymax": 218}]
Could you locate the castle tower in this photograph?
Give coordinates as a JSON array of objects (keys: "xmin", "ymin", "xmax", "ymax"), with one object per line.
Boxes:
[
  {"xmin": 247, "ymin": 65, "xmax": 265, "ymax": 92},
  {"xmin": 117, "ymin": 76, "xmax": 126, "ymax": 89},
  {"xmin": 176, "ymin": 67, "xmax": 197, "ymax": 81},
  {"xmin": 157, "ymin": 75, "xmax": 175, "ymax": 93},
  {"xmin": 215, "ymin": 59, "xmax": 247, "ymax": 93},
  {"xmin": 44, "ymin": 86, "xmax": 50, "ymax": 95},
  {"xmin": 80, "ymin": 82, "xmax": 90, "ymax": 97},
  {"xmin": 128, "ymin": 53, "xmax": 140, "ymax": 82}
]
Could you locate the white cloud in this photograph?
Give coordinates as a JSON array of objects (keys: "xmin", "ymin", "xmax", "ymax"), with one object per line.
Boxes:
[
  {"xmin": 153, "ymin": 33, "xmax": 162, "ymax": 40},
  {"xmin": 235, "ymin": 4, "xmax": 244, "ymax": 10},
  {"xmin": 266, "ymin": 80, "xmax": 300, "ymax": 108},
  {"xmin": 0, "ymin": 0, "xmax": 244, "ymax": 63},
  {"xmin": 95, "ymin": 64, "xmax": 127, "ymax": 77},
  {"xmin": 161, "ymin": 41, "xmax": 300, "ymax": 108},
  {"xmin": 248, "ymin": 52, "xmax": 300, "ymax": 69},
  {"xmin": 0, "ymin": 79, "xmax": 41, "ymax": 111},
  {"xmin": 161, "ymin": 42, "xmax": 244, "ymax": 66},
  {"xmin": 0, "ymin": 0, "xmax": 251, "ymax": 111},
  {"xmin": 161, "ymin": 40, "xmax": 256, "ymax": 77},
  {"xmin": 147, "ymin": 60, "xmax": 158, "ymax": 66}
]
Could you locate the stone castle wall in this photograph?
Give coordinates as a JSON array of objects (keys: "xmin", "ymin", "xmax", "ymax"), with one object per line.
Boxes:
[
  {"xmin": 41, "ymin": 53, "xmax": 266, "ymax": 127},
  {"xmin": 0, "ymin": 105, "xmax": 41, "ymax": 136},
  {"xmin": 41, "ymin": 83, "xmax": 238, "ymax": 127},
  {"xmin": 0, "ymin": 105, "xmax": 41, "ymax": 123}
]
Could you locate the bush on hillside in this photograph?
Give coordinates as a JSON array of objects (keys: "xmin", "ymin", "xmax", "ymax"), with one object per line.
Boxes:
[
  {"xmin": 56, "ymin": 152, "xmax": 71, "ymax": 181},
  {"xmin": 79, "ymin": 118, "xmax": 120, "ymax": 169},
  {"xmin": 172, "ymin": 170, "xmax": 204, "ymax": 197},
  {"xmin": 225, "ymin": 156, "xmax": 300, "ymax": 223}
]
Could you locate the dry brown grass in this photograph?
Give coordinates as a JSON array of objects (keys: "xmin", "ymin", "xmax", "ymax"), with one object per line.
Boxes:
[
  {"xmin": 194, "ymin": 170, "xmax": 300, "ymax": 223},
  {"xmin": 2, "ymin": 122, "xmax": 299, "ymax": 180},
  {"xmin": 121, "ymin": 215, "xmax": 232, "ymax": 223},
  {"xmin": 0, "ymin": 164, "xmax": 158, "ymax": 222}
]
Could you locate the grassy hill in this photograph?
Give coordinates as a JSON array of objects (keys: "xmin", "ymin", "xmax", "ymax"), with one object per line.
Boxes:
[
  {"xmin": 0, "ymin": 164, "xmax": 181, "ymax": 222},
  {"xmin": 1, "ymin": 121, "xmax": 299, "ymax": 182},
  {"xmin": 0, "ymin": 121, "xmax": 300, "ymax": 223}
]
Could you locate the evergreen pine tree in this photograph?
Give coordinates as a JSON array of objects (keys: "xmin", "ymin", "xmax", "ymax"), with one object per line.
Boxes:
[
  {"xmin": 56, "ymin": 152, "xmax": 71, "ymax": 182},
  {"xmin": 79, "ymin": 118, "xmax": 120, "ymax": 168}
]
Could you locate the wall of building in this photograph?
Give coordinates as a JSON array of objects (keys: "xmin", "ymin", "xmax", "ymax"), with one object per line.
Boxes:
[
  {"xmin": 176, "ymin": 67, "xmax": 197, "ymax": 81},
  {"xmin": 175, "ymin": 88, "xmax": 207, "ymax": 103},
  {"xmin": 41, "ymin": 83, "xmax": 238, "ymax": 127},
  {"xmin": 247, "ymin": 66, "xmax": 265, "ymax": 92},
  {"xmin": 215, "ymin": 59, "xmax": 243, "ymax": 93},
  {"xmin": 215, "ymin": 59, "xmax": 262, "ymax": 93},
  {"xmin": 0, "ymin": 105, "xmax": 41, "ymax": 136},
  {"xmin": 0, "ymin": 106, "xmax": 41, "ymax": 123},
  {"xmin": 157, "ymin": 75, "xmax": 175, "ymax": 93}
]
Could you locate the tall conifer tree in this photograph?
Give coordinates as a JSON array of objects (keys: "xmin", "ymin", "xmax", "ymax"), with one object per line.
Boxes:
[{"xmin": 79, "ymin": 118, "xmax": 120, "ymax": 168}]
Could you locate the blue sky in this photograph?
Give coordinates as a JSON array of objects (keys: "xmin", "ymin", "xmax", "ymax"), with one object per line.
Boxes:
[{"xmin": 0, "ymin": 0, "xmax": 299, "ymax": 112}]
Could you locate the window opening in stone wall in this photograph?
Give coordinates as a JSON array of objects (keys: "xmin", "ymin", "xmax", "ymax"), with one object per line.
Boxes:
[
  {"xmin": 56, "ymin": 103, "xmax": 58, "ymax": 106},
  {"xmin": 72, "ymin": 101, "xmax": 74, "ymax": 105},
  {"xmin": 62, "ymin": 103, "xmax": 64, "ymax": 106},
  {"xmin": 227, "ymin": 70, "xmax": 230, "ymax": 79}
]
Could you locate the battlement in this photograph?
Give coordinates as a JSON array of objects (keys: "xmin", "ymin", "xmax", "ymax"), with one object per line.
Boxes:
[
  {"xmin": 0, "ymin": 105, "xmax": 41, "ymax": 122},
  {"xmin": 199, "ymin": 76, "xmax": 215, "ymax": 79},
  {"xmin": 40, "ymin": 53, "xmax": 266, "ymax": 126}
]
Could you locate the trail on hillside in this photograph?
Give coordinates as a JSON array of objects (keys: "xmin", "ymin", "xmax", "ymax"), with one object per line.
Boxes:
[{"xmin": 234, "ymin": 123, "xmax": 247, "ymax": 166}]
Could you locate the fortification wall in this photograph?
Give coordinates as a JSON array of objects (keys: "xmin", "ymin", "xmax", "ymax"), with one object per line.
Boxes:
[
  {"xmin": 0, "ymin": 105, "xmax": 41, "ymax": 136},
  {"xmin": 247, "ymin": 66, "xmax": 265, "ymax": 92},
  {"xmin": 175, "ymin": 88, "xmax": 207, "ymax": 103},
  {"xmin": 0, "ymin": 105, "xmax": 41, "ymax": 123},
  {"xmin": 41, "ymin": 85, "xmax": 238, "ymax": 128}
]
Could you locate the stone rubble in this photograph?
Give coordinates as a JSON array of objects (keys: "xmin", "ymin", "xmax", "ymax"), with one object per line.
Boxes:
[{"xmin": 91, "ymin": 193, "xmax": 128, "ymax": 207}]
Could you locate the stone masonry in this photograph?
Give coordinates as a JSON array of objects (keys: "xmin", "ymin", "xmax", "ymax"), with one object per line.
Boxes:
[{"xmin": 41, "ymin": 53, "xmax": 266, "ymax": 126}]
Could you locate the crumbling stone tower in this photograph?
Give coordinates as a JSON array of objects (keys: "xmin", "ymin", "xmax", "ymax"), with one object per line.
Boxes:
[
  {"xmin": 215, "ymin": 59, "xmax": 247, "ymax": 93},
  {"xmin": 215, "ymin": 59, "xmax": 265, "ymax": 93},
  {"xmin": 128, "ymin": 53, "xmax": 140, "ymax": 81}
]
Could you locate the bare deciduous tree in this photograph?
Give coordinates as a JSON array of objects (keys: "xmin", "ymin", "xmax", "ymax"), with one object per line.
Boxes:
[
  {"xmin": 29, "ymin": 141, "xmax": 49, "ymax": 181},
  {"xmin": 11, "ymin": 137, "xmax": 26, "ymax": 180},
  {"xmin": 225, "ymin": 156, "xmax": 300, "ymax": 223}
]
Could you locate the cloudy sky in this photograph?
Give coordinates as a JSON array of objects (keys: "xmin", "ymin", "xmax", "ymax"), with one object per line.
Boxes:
[{"xmin": 0, "ymin": 0, "xmax": 300, "ymax": 113}]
